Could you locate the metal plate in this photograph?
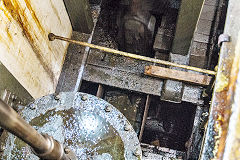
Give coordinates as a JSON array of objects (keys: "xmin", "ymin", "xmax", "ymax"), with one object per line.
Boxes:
[
  {"xmin": 0, "ymin": 92, "xmax": 142, "ymax": 160},
  {"xmin": 201, "ymin": 0, "xmax": 240, "ymax": 159}
]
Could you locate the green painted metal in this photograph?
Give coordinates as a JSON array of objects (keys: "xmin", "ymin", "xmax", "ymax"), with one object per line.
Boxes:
[
  {"xmin": 171, "ymin": 0, "xmax": 204, "ymax": 55},
  {"xmin": 63, "ymin": 0, "xmax": 94, "ymax": 33}
]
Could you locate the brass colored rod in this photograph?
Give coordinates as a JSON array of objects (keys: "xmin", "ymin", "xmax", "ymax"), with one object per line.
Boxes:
[
  {"xmin": 0, "ymin": 99, "xmax": 50, "ymax": 153},
  {"xmin": 48, "ymin": 33, "xmax": 216, "ymax": 75},
  {"xmin": 0, "ymin": 99, "xmax": 69, "ymax": 160}
]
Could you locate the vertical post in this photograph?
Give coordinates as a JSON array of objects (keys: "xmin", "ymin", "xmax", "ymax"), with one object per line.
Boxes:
[
  {"xmin": 96, "ymin": 84, "xmax": 104, "ymax": 98},
  {"xmin": 171, "ymin": 0, "xmax": 204, "ymax": 55},
  {"xmin": 63, "ymin": 0, "xmax": 94, "ymax": 33},
  {"xmin": 139, "ymin": 95, "xmax": 151, "ymax": 142}
]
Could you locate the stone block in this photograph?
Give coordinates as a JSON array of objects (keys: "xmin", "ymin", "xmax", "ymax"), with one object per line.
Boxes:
[
  {"xmin": 193, "ymin": 33, "xmax": 210, "ymax": 43},
  {"xmin": 189, "ymin": 41, "xmax": 208, "ymax": 68},
  {"xmin": 199, "ymin": 4, "xmax": 217, "ymax": 21},
  {"xmin": 195, "ymin": 19, "xmax": 212, "ymax": 36},
  {"xmin": 153, "ymin": 28, "xmax": 174, "ymax": 52},
  {"xmin": 204, "ymin": 0, "xmax": 218, "ymax": 6}
]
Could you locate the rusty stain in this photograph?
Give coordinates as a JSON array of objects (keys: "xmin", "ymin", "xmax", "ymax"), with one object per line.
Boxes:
[
  {"xmin": 23, "ymin": 0, "xmax": 45, "ymax": 34},
  {"xmin": 211, "ymin": 89, "xmax": 232, "ymax": 159},
  {"xmin": 5, "ymin": 22, "xmax": 13, "ymax": 42},
  {"xmin": 2, "ymin": 0, "xmax": 56, "ymax": 84},
  {"xmin": 214, "ymin": 49, "xmax": 240, "ymax": 159},
  {"xmin": 215, "ymin": 72, "xmax": 228, "ymax": 92},
  {"xmin": 202, "ymin": 32, "xmax": 240, "ymax": 159}
]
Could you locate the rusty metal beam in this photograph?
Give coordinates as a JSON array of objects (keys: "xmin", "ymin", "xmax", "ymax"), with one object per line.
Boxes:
[
  {"xmin": 200, "ymin": 0, "xmax": 240, "ymax": 159},
  {"xmin": 145, "ymin": 65, "xmax": 212, "ymax": 86}
]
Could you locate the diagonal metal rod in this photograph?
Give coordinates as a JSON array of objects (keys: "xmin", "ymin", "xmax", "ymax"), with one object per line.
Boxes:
[{"xmin": 48, "ymin": 33, "xmax": 216, "ymax": 75}]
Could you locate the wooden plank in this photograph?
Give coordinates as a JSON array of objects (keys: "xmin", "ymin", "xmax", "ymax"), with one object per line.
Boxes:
[
  {"xmin": 63, "ymin": 0, "xmax": 93, "ymax": 33},
  {"xmin": 83, "ymin": 64, "xmax": 163, "ymax": 96},
  {"xmin": 139, "ymin": 95, "xmax": 151, "ymax": 142},
  {"xmin": 145, "ymin": 65, "xmax": 212, "ymax": 86},
  {"xmin": 0, "ymin": 0, "xmax": 72, "ymax": 99}
]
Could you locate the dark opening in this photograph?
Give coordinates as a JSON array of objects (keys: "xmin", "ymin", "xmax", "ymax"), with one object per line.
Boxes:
[{"xmin": 141, "ymin": 97, "xmax": 196, "ymax": 151}]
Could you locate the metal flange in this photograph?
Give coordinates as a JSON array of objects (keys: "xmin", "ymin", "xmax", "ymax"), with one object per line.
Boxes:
[{"xmin": 0, "ymin": 92, "xmax": 141, "ymax": 160}]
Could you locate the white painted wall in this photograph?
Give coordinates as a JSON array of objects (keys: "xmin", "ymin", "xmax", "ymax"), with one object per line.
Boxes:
[{"xmin": 0, "ymin": 0, "xmax": 72, "ymax": 99}]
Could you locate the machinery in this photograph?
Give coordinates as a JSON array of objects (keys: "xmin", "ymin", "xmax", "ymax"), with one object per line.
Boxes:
[
  {"xmin": 0, "ymin": 92, "xmax": 141, "ymax": 159},
  {"xmin": 1, "ymin": 0, "xmax": 240, "ymax": 159}
]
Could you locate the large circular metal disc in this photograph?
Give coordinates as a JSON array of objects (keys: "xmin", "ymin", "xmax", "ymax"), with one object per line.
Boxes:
[{"xmin": 1, "ymin": 92, "xmax": 142, "ymax": 159}]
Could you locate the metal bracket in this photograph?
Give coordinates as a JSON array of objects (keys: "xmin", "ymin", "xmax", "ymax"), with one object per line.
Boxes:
[{"xmin": 218, "ymin": 34, "xmax": 230, "ymax": 47}]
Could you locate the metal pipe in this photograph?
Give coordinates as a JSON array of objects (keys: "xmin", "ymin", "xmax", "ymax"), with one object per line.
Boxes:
[
  {"xmin": 48, "ymin": 33, "xmax": 216, "ymax": 75},
  {"xmin": 0, "ymin": 99, "xmax": 69, "ymax": 160}
]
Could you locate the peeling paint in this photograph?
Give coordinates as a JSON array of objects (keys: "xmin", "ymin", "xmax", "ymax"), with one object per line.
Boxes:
[{"xmin": 215, "ymin": 72, "xmax": 228, "ymax": 92}]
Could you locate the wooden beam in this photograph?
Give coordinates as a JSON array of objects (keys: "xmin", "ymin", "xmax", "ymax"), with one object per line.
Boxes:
[
  {"xmin": 0, "ymin": 0, "xmax": 72, "ymax": 99},
  {"xmin": 63, "ymin": 0, "xmax": 93, "ymax": 33},
  {"xmin": 96, "ymin": 84, "xmax": 104, "ymax": 98},
  {"xmin": 139, "ymin": 95, "xmax": 151, "ymax": 142},
  {"xmin": 145, "ymin": 65, "xmax": 212, "ymax": 86}
]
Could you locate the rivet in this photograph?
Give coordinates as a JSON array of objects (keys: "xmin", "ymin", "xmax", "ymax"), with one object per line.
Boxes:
[
  {"xmin": 30, "ymin": 104, "xmax": 36, "ymax": 110},
  {"xmin": 133, "ymin": 148, "xmax": 141, "ymax": 157},
  {"xmin": 105, "ymin": 105, "xmax": 112, "ymax": 112},
  {"xmin": 202, "ymin": 112, "xmax": 209, "ymax": 117},
  {"xmin": 0, "ymin": 145, "xmax": 5, "ymax": 152},
  {"xmin": 64, "ymin": 147, "xmax": 70, "ymax": 154},
  {"xmin": 81, "ymin": 95, "xmax": 88, "ymax": 101},
  {"xmin": 54, "ymin": 94, "xmax": 61, "ymax": 100},
  {"xmin": 124, "ymin": 123, "xmax": 131, "ymax": 131}
]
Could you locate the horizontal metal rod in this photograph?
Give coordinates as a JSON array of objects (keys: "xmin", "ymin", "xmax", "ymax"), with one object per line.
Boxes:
[
  {"xmin": 0, "ymin": 99, "xmax": 69, "ymax": 159},
  {"xmin": 48, "ymin": 33, "xmax": 216, "ymax": 75}
]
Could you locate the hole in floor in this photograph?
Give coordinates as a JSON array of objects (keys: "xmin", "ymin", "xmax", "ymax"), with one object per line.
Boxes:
[{"xmin": 141, "ymin": 97, "xmax": 196, "ymax": 151}]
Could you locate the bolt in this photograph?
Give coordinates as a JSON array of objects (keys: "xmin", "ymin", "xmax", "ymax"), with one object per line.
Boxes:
[
  {"xmin": 124, "ymin": 123, "xmax": 131, "ymax": 131},
  {"xmin": 143, "ymin": 151, "xmax": 148, "ymax": 157},
  {"xmin": 29, "ymin": 104, "xmax": 36, "ymax": 110},
  {"xmin": 133, "ymin": 148, "xmax": 141, "ymax": 157},
  {"xmin": 54, "ymin": 94, "xmax": 61, "ymax": 100},
  {"xmin": 104, "ymin": 105, "xmax": 112, "ymax": 112},
  {"xmin": 64, "ymin": 147, "xmax": 70, "ymax": 154},
  {"xmin": 0, "ymin": 145, "xmax": 5, "ymax": 152},
  {"xmin": 81, "ymin": 95, "xmax": 88, "ymax": 101},
  {"xmin": 48, "ymin": 33, "xmax": 56, "ymax": 41},
  {"xmin": 202, "ymin": 112, "xmax": 209, "ymax": 117}
]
